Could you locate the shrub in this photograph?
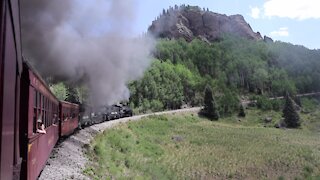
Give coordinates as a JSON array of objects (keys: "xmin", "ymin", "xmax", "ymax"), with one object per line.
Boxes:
[
  {"xmin": 218, "ymin": 89, "xmax": 239, "ymax": 116},
  {"xmin": 256, "ymin": 96, "xmax": 272, "ymax": 111},
  {"xmin": 271, "ymin": 99, "xmax": 283, "ymax": 111},
  {"xmin": 238, "ymin": 104, "xmax": 246, "ymax": 117}
]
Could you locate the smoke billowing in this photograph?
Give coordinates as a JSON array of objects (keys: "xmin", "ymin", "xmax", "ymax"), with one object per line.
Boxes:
[{"xmin": 21, "ymin": 0, "xmax": 154, "ymax": 106}]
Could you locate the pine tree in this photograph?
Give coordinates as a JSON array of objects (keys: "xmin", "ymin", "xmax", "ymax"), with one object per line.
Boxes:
[
  {"xmin": 282, "ymin": 93, "xmax": 301, "ymax": 128},
  {"xmin": 238, "ymin": 104, "xmax": 246, "ymax": 117},
  {"xmin": 203, "ymin": 85, "xmax": 219, "ymax": 120}
]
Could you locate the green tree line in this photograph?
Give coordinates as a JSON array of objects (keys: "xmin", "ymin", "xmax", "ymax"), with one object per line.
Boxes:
[{"xmin": 129, "ymin": 35, "xmax": 320, "ymax": 115}]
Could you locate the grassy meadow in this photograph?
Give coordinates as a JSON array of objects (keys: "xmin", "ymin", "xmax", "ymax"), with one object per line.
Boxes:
[{"xmin": 84, "ymin": 106, "xmax": 320, "ymax": 179}]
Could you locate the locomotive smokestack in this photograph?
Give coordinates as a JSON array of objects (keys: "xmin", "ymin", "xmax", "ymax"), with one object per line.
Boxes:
[{"xmin": 20, "ymin": 0, "xmax": 154, "ymax": 106}]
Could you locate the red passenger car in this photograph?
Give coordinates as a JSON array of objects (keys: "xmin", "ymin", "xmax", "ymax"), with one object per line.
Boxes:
[
  {"xmin": 0, "ymin": 0, "xmax": 23, "ymax": 179},
  {"xmin": 59, "ymin": 101, "xmax": 79, "ymax": 137},
  {"xmin": 19, "ymin": 62, "xmax": 60, "ymax": 180},
  {"xmin": 1, "ymin": 1, "xmax": 82, "ymax": 179}
]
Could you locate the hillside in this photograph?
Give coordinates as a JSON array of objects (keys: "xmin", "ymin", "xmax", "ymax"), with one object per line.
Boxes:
[
  {"xmin": 85, "ymin": 112, "xmax": 320, "ymax": 179},
  {"xmin": 129, "ymin": 36, "xmax": 320, "ymax": 114},
  {"xmin": 148, "ymin": 5, "xmax": 263, "ymax": 42}
]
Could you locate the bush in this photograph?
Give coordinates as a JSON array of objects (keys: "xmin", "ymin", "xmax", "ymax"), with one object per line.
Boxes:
[
  {"xmin": 218, "ymin": 89, "xmax": 239, "ymax": 116},
  {"xmin": 301, "ymin": 97, "xmax": 318, "ymax": 112},
  {"xmin": 238, "ymin": 104, "xmax": 246, "ymax": 117},
  {"xmin": 256, "ymin": 96, "xmax": 272, "ymax": 111},
  {"xmin": 271, "ymin": 99, "xmax": 283, "ymax": 111},
  {"xmin": 150, "ymin": 100, "xmax": 164, "ymax": 112}
]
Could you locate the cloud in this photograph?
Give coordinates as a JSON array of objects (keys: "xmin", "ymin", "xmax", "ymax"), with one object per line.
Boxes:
[
  {"xmin": 263, "ymin": 0, "xmax": 320, "ymax": 20},
  {"xmin": 270, "ymin": 27, "xmax": 289, "ymax": 37},
  {"xmin": 250, "ymin": 7, "xmax": 260, "ymax": 19}
]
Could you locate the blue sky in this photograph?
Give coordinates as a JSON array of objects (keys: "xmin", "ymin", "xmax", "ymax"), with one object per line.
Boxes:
[{"xmin": 133, "ymin": 0, "xmax": 320, "ymax": 49}]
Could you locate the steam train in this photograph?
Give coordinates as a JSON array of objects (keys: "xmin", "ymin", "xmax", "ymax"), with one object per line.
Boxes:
[{"xmin": 1, "ymin": 1, "xmax": 77, "ymax": 179}]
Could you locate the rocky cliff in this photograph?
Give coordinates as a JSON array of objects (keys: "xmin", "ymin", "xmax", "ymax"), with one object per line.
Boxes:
[{"xmin": 148, "ymin": 5, "xmax": 262, "ymax": 42}]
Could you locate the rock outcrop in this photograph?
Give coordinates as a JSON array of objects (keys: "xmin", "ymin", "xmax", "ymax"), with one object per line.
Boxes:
[
  {"xmin": 264, "ymin": 35, "xmax": 274, "ymax": 43},
  {"xmin": 148, "ymin": 5, "xmax": 262, "ymax": 42}
]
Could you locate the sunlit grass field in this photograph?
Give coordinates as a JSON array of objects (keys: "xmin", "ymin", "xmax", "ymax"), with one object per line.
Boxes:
[{"xmin": 84, "ymin": 107, "xmax": 320, "ymax": 180}]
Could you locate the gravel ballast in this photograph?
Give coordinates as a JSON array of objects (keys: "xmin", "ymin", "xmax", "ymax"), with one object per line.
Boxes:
[{"xmin": 39, "ymin": 107, "xmax": 200, "ymax": 179}]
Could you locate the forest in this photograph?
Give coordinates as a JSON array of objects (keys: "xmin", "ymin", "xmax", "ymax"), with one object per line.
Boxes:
[{"xmin": 128, "ymin": 35, "xmax": 320, "ymax": 115}]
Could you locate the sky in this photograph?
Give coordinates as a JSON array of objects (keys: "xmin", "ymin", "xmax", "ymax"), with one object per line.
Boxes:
[{"xmin": 133, "ymin": 0, "xmax": 320, "ymax": 49}]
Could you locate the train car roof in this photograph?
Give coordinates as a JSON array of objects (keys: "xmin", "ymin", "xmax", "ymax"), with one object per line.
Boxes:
[
  {"xmin": 23, "ymin": 60, "xmax": 80, "ymax": 107},
  {"xmin": 22, "ymin": 60, "xmax": 59, "ymax": 102},
  {"xmin": 59, "ymin": 100, "xmax": 79, "ymax": 106}
]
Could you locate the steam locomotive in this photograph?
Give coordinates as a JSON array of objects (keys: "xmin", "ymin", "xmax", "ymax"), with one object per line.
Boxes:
[
  {"xmin": 80, "ymin": 104, "xmax": 133, "ymax": 127},
  {"xmin": 1, "ymin": 1, "xmax": 133, "ymax": 179}
]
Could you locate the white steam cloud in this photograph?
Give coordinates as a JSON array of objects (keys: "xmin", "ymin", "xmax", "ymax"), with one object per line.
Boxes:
[
  {"xmin": 270, "ymin": 27, "xmax": 289, "ymax": 37},
  {"xmin": 21, "ymin": 0, "xmax": 154, "ymax": 106}
]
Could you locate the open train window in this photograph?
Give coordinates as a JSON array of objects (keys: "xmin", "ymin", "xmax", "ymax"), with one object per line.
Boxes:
[
  {"xmin": 42, "ymin": 110, "xmax": 44, "ymax": 125},
  {"xmin": 45, "ymin": 98, "xmax": 48, "ymax": 127},
  {"xmin": 37, "ymin": 91, "xmax": 40, "ymax": 108},
  {"xmin": 49, "ymin": 102, "xmax": 52, "ymax": 125},
  {"xmin": 33, "ymin": 89, "xmax": 37, "ymax": 133},
  {"xmin": 34, "ymin": 90, "xmax": 37, "ymax": 108},
  {"xmin": 42, "ymin": 94, "xmax": 44, "ymax": 109}
]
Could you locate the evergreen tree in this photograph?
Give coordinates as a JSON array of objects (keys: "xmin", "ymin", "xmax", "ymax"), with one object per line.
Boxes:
[
  {"xmin": 65, "ymin": 86, "xmax": 79, "ymax": 104},
  {"xmin": 282, "ymin": 93, "xmax": 301, "ymax": 128},
  {"xmin": 203, "ymin": 85, "xmax": 219, "ymax": 120},
  {"xmin": 238, "ymin": 104, "xmax": 246, "ymax": 117}
]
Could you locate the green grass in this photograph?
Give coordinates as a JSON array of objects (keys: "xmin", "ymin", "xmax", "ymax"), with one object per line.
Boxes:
[{"xmin": 84, "ymin": 109, "xmax": 320, "ymax": 179}]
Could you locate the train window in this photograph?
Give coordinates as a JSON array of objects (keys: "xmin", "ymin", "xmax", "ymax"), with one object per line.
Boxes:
[
  {"xmin": 42, "ymin": 110, "xmax": 45, "ymax": 126},
  {"xmin": 47, "ymin": 102, "xmax": 50, "ymax": 126},
  {"xmin": 49, "ymin": 102, "xmax": 52, "ymax": 125},
  {"xmin": 37, "ymin": 109, "xmax": 41, "ymax": 130},
  {"xmin": 33, "ymin": 108, "xmax": 37, "ymax": 133},
  {"xmin": 42, "ymin": 95, "xmax": 44, "ymax": 108},
  {"xmin": 33, "ymin": 90, "xmax": 40, "ymax": 133},
  {"xmin": 34, "ymin": 92, "xmax": 36, "ymax": 106},
  {"xmin": 44, "ymin": 111, "xmax": 46, "ymax": 128},
  {"xmin": 45, "ymin": 98, "xmax": 48, "ymax": 126},
  {"xmin": 49, "ymin": 103, "xmax": 51, "ymax": 125},
  {"xmin": 45, "ymin": 98, "xmax": 48, "ymax": 127},
  {"xmin": 40, "ymin": 93, "xmax": 42, "ymax": 108},
  {"xmin": 37, "ymin": 91, "xmax": 40, "ymax": 108}
]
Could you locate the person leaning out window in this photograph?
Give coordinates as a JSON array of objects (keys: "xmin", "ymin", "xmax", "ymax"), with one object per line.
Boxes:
[{"xmin": 36, "ymin": 114, "xmax": 46, "ymax": 134}]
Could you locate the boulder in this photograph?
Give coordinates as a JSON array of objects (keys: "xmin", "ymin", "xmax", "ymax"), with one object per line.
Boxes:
[{"xmin": 264, "ymin": 117, "xmax": 272, "ymax": 123}]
